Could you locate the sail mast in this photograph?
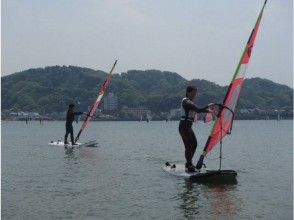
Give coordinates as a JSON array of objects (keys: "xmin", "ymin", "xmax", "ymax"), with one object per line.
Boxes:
[
  {"xmin": 75, "ymin": 60, "xmax": 118, "ymax": 142},
  {"xmin": 196, "ymin": 1, "xmax": 267, "ymax": 169}
]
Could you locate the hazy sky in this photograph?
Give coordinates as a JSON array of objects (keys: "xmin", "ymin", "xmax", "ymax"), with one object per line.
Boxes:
[{"xmin": 2, "ymin": 0, "xmax": 293, "ymax": 87}]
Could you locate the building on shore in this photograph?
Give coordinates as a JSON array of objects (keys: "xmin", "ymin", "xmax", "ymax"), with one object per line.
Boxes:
[
  {"xmin": 103, "ymin": 92, "xmax": 118, "ymax": 112},
  {"xmin": 121, "ymin": 107, "xmax": 151, "ymax": 120},
  {"xmin": 170, "ymin": 108, "xmax": 181, "ymax": 119},
  {"xmin": 2, "ymin": 111, "xmax": 51, "ymax": 121},
  {"xmin": 17, "ymin": 112, "xmax": 40, "ymax": 120}
]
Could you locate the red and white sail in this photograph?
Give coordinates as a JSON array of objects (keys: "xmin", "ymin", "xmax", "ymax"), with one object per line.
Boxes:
[
  {"xmin": 201, "ymin": 1, "xmax": 267, "ymax": 155},
  {"xmin": 75, "ymin": 60, "xmax": 117, "ymax": 142}
]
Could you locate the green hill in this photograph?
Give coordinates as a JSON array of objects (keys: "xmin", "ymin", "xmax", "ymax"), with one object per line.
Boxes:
[{"xmin": 1, "ymin": 66, "xmax": 293, "ymax": 119}]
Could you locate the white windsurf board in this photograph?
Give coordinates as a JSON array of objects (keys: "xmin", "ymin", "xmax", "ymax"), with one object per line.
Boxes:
[{"xmin": 48, "ymin": 140, "xmax": 98, "ymax": 148}]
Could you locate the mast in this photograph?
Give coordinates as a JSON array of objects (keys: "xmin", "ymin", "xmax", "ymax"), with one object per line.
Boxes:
[
  {"xmin": 196, "ymin": 1, "xmax": 267, "ymax": 170},
  {"xmin": 75, "ymin": 60, "xmax": 118, "ymax": 143}
]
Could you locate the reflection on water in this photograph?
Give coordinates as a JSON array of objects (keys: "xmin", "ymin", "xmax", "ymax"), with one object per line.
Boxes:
[
  {"xmin": 64, "ymin": 147, "xmax": 97, "ymax": 160},
  {"xmin": 177, "ymin": 181, "xmax": 201, "ymax": 219},
  {"xmin": 64, "ymin": 148, "xmax": 77, "ymax": 159},
  {"xmin": 177, "ymin": 180, "xmax": 240, "ymax": 220},
  {"xmin": 207, "ymin": 184, "xmax": 240, "ymax": 219},
  {"xmin": 63, "ymin": 147, "xmax": 99, "ymax": 172}
]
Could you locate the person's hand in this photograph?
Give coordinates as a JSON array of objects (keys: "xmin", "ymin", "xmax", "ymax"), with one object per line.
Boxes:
[{"xmin": 207, "ymin": 103, "xmax": 214, "ymax": 113}]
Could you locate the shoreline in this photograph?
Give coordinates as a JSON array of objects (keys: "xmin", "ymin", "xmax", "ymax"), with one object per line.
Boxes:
[{"xmin": 1, "ymin": 118, "xmax": 293, "ymax": 122}]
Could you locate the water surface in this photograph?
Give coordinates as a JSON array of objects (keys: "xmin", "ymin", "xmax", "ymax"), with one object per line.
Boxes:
[{"xmin": 2, "ymin": 120, "xmax": 293, "ymax": 219}]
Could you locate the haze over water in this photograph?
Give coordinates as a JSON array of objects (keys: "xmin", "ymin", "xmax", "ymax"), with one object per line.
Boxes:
[{"xmin": 2, "ymin": 120, "xmax": 292, "ymax": 219}]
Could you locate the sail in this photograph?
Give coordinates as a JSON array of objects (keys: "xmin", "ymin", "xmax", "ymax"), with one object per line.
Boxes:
[
  {"xmin": 202, "ymin": 1, "xmax": 267, "ymax": 155},
  {"xmin": 75, "ymin": 60, "xmax": 117, "ymax": 142}
]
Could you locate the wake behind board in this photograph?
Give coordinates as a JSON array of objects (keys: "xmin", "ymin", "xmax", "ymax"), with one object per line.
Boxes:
[
  {"xmin": 162, "ymin": 162, "xmax": 237, "ymax": 184},
  {"xmin": 49, "ymin": 140, "xmax": 98, "ymax": 148}
]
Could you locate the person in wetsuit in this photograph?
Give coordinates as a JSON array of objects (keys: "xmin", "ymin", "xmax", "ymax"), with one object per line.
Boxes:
[
  {"xmin": 64, "ymin": 104, "xmax": 84, "ymax": 145},
  {"xmin": 179, "ymin": 86, "xmax": 211, "ymax": 172}
]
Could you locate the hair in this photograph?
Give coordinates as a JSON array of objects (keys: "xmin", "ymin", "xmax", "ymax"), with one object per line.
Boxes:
[
  {"xmin": 185, "ymin": 86, "xmax": 197, "ymax": 97},
  {"xmin": 69, "ymin": 103, "xmax": 75, "ymax": 108}
]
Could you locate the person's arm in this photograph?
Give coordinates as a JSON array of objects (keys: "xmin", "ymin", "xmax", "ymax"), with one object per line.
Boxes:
[
  {"xmin": 74, "ymin": 112, "xmax": 84, "ymax": 115},
  {"xmin": 183, "ymin": 99, "xmax": 209, "ymax": 113}
]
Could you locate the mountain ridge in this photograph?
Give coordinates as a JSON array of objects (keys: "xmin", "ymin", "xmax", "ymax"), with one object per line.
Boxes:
[{"xmin": 2, "ymin": 66, "xmax": 293, "ymax": 116}]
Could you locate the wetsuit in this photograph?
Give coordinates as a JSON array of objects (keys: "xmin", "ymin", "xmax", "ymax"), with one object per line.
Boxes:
[
  {"xmin": 64, "ymin": 109, "xmax": 83, "ymax": 144},
  {"xmin": 179, "ymin": 97, "xmax": 209, "ymax": 168}
]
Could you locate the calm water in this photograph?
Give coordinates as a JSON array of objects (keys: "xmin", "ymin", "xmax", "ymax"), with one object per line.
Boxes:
[{"xmin": 1, "ymin": 120, "xmax": 293, "ymax": 220}]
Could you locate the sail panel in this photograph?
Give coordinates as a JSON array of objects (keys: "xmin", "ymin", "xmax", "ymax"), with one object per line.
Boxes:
[
  {"xmin": 202, "ymin": 1, "xmax": 267, "ymax": 155},
  {"xmin": 205, "ymin": 78, "xmax": 243, "ymax": 152},
  {"xmin": 75, "ymin": 60, "xmax": 117, "ymax": 142}
]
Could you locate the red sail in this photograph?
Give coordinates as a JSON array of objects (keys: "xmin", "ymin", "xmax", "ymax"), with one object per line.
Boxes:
[
  {"xmin": 75, "ymin": 60, "xmax": 117, "ymax": 142},
  {"xmin": 202, "ymin": 1, "xmax": 267, "ymax": 155}
]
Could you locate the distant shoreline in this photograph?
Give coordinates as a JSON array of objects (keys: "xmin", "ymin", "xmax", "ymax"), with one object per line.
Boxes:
[{"xmin": 1, "ymin": 119, "xmax": 293, "ymax": 122}]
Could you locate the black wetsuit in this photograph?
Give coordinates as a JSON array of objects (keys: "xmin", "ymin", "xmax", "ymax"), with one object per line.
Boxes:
[
  {"xmin": 179, "ymin": 97, "xmax": 209, "ymax": 167},
  {"xmin": 64, "ymin": 109, "xmax": 83, "ymax": 144}
]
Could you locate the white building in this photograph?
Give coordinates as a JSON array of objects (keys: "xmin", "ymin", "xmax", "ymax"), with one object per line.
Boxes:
[
  {"xmin": 17, "ymin": 111, "xmax": 40, "ymax": 119},
  {"xmin": 170, "ymin": 108, "xmax": 181, "ymax": 118},
  {"xmin": 103, "ymin": 92, "xmax": 118, "ymax": 112},
  {"xmin": 122, "ymin": 107, "xmax": 151, "ymax": 119}
]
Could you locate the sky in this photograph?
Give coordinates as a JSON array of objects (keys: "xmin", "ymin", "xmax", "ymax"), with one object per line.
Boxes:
[{"xmin": 2, "ymin": 0, "xmax": 293, "ymax": 87}]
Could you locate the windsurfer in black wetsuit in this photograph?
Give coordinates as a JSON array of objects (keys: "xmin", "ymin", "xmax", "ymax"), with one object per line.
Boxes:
[
  {"xmin": 64, "ymin": 104, "xmax": 84, "ymax": 145},
  {"xmin": 179, "ymin": 86, "xmax": 212, "ymax": 172}
]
